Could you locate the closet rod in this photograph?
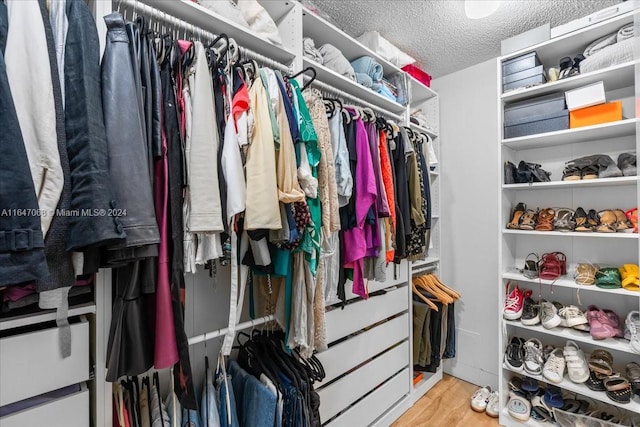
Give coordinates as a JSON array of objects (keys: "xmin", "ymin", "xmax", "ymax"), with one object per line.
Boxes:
[
  {"xmin": 412, "ymin": 264, "xmax": 438, "ymax": 276},
  {"xmin": 119, "ymin": 0, "xmax": 291, "ymax": 72},
  {"xmin": 187, "ymin": 315, "xmax": 276, "ymax": 346},
  {"xmin": 308, "ymin": 78, "xmax": 405, "ymax": 122}
]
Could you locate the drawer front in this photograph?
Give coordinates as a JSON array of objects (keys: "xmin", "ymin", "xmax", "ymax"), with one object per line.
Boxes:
[
  {"xmin": 0, "ymin": 319, "xmax": 90, "ymax": 406},
  {"xmin": 0, "ymin": 388, "xmax": 89, "ymax": 427}
]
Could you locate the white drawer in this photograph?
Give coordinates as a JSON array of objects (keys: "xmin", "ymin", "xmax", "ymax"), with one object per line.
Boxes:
[
  {"xmin": 0, "ymin": 388, "xmax": 89, "ymax": 427},
  {"xmin": 0, "ymin": 319, "xmax": 90, "ymax": 406}
]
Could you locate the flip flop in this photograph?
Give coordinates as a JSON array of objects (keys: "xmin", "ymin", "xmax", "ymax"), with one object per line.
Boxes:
[
  {"xmin": 543, "ymin": 385, "xmax": 563, "ymax": 408},
  {"xmin": 619, "ymin": 264, "xmax": 640, "ymax": 291},
  {"xmin": 604, "ymin": 376, "xmax": 633, "ymax": 403}
]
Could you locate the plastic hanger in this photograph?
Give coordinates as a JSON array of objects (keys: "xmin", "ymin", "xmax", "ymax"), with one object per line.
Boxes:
[{"xmin": 289, "ymin": 66, "xmax": 316, "ymax": 91}]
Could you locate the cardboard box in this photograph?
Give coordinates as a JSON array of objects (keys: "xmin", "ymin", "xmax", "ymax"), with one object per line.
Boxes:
[
  {"xmin": 501, "ymin": 24, "xmax": 550, "ymax": 56},
  {"xmin": 569, "ymin": 101, "xmax": 622, "ymax": 128},
  {"xmin": 565, "ymin": 81, "xmax": 606, "ymax": 111}
]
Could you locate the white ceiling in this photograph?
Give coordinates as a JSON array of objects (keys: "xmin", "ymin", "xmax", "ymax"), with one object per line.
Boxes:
[{"xmin": 310, "ymin": 0, "xmax": 621, "ymax": 78}]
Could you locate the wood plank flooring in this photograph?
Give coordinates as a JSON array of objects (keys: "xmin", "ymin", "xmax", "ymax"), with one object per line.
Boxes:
[{"xmin": 392, "ymin": 375, "xmax": 500, "ymax": 427}]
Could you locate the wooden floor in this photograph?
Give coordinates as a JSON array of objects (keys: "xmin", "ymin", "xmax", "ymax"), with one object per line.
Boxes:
[{"xmin": 392, "ymin": 375, "xmax": 500, "ymax": 427}]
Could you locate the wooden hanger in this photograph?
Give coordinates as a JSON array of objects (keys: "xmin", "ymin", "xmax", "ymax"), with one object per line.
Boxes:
[
  {"xmin": 428, "ymin": 274, "xmax": 461, "ymax": 300},
  {"xmin": 414, "ymin": 276, "xmax": 453, "ymax": 304},
  {"xmin": 411, "ymin": 281, "xmax": 438, "ymax": 311}
]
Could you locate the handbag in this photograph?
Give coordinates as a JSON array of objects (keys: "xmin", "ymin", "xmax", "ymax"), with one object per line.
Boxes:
[
  {"xmin": 516, "ymin": 161, "xmax": 552, "ymax": 183},
  {"xmin": 504, "ymin": 161, "xmax": 517, "ymax": 184}
]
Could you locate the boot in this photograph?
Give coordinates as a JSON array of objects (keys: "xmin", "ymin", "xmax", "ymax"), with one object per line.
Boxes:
[{"xmin": 566, "ymin": 154, "xmax": 622, "ymax": 179}]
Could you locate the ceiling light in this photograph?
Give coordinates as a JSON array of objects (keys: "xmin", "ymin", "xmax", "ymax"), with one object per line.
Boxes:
[{"xmin": 464, "ymin": 0, "xmax": 501, "ymax": 19}]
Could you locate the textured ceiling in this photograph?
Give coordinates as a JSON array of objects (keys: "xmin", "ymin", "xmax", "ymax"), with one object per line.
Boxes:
[{"xmin": 311, "ymin": 0, "xmax": 621, "ymax": 77}]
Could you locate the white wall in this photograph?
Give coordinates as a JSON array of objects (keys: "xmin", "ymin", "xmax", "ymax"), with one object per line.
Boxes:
[{"xmin": 432, "ymin": 59, "xmax": 500, "ymax": 389}]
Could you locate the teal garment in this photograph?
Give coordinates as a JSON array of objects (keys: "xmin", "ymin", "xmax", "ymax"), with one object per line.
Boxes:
[
  {"xmin": 290, "ymin": 80, "xmax": 321, "ymax": 274},
  {"xmin": 259, "ymin": 69, "xmax": 280, "ymax": 148}
]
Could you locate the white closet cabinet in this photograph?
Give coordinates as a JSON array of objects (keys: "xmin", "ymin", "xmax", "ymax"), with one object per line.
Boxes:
[{"xmin": 498, "ymin": 10, "xmax": 640, "ymax": 426}]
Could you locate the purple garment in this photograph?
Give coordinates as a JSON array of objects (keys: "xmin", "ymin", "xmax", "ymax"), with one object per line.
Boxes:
[
  {"xmin": 343, "ymin": 116, "xmax": 377, "ymax": 299},
  {"xmin": 365, "ymin": 122, "xmax": 389, "ymax": 217}
]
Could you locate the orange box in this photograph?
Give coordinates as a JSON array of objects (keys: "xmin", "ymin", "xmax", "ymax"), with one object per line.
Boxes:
[{"xmin": 569, "ymin": 101, "xmax": 622, "ymax": 128}]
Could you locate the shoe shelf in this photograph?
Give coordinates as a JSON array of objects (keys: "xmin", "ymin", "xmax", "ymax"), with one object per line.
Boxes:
[
  {"xmin": 502, "ymin": 271, "xmax": 640, "ymax": 298},
  {"xmin": 504, "ymin": 320, "xmax": 638, "ymax": 355},
  {"xmin": 502, "ymin": 118, "xmax": 638, "ymax": 151},
  {"xmin": 502, "ymin": 364, "xmax": 640, "ymax": 414},
  {"xmin": 500, "ymin": 409, "xmax": 547, "ymax": 427},
  {"xmin": 503, "ymin": 229, "xmax": 639, "ymax": 239},
  {"xmin": 503, "ymin": 176, "xmax": 637, "ymax": 191},
  {"xmin": 501, "ymin": 61, "xmax": 636, "ymax": 103}
]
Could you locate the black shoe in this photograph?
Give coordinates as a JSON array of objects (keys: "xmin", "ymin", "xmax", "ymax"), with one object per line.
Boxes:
[
  {"xmin": 521, "ymin": 297, "xmax": 540, "ymax": 326},
  {"xmin": 504, "ymin": 337, "xmax": 525, "ymax": 371}
]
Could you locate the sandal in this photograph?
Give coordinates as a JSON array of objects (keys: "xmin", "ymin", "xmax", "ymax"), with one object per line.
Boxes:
[
  {"xmin": 543, "ymin": 384, "xmax": 564, "ymax": 408},
  {"xmin": 562, "ymin": 164, "xmax": 582, "ymax": 181},
  {"xmin": 613, "ymin": 208, "xmax": 633, "ymax": 233},
  {"xmin": 626, "ymin": 362, "xmax": 640, "ymax": 395},
  {"xmin": 595, "ymin": 267, "xmax": 622, "ymax": 289},
  {"xmin": 535, "ymin": 208, "xmax": 555, "ymax": 231},
  {"xmin": 588, "ymin": 349, "xmax": 613, "ymax": 375},
  {"xmin": 619, "ymin": 264, "xmax": 639, "ymax": 291},
  {"xmin": 539, "ymin": 252, "xmax": 566, "ymax": 280},
  {"xmin": 519, "ymin": 209, "xmax": 538, "ymax": 230},
  {"xmin": 597, "ymin": 210, "xmax": 617, "ymax": 233},
  {"xmin": 554, "ymin": 208, "xmax": 575, "ymax": 231},
  {"xmin": 507, "ymin": 202, "xmax": 527, "ymax": 229},
  {"xmin": 519, "ymin": 253, "xmax": 540, "ymax": 279},
  {"xmin": 585, "ymin": 370, "xmax": 606, "ymax": 391},
  {"xmin": 573, "ymin": 207, "xmax": 592, "ymax": 232},
  {"xmin": 626, "ymin": 207, "xmax": 638, "ymax": 233},
  {"xmin": 587, "ymin": 209, "xmax": 600, "ymax": 229},
  {"xmin": 574, "ymin": 263, "xmax": 598, "ymax": 286},
  {"xmin": 603, "ymin": 375, "xmax": 633, "ymax": 403},
  {"xmin": 581, "ymin": 164, "xmax": 599, "ymax": 180}
]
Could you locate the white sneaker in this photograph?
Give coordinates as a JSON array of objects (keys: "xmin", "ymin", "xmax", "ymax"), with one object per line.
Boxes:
[
  {"xmin": 470, "ymin": 385, "xmax": 492, "ymax": 412},
  {"xmin": 626, "ymin": 311, "xmax": 640, "ymax": 353},
  {"xmin": 539, "ymin": 300, "xmax": 562, "ymax": 329},
  {"xmin": 507, "ymin": 391, "xmax": 531, "ymax": 421},
  {"xmin": 563, "ymin": 340, "xmax": 589, "ymax": 383},
  {"xmin": 542, "ymin": 348, "xmax": 565, "ymax": 384},
  {"xmin": 558, "ymin": 305, "xmax": 588, "ymax": 328},
  {"xmin": 523, "ymin": 338, "xmax": 544, "ymax": 375},
  {"xmin": 485, "ymin": 391, "xmax": 499, "ymax": 418}
]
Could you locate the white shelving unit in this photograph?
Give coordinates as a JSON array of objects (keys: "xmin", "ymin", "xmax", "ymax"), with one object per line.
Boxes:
[{"xmin": 498, "ymin": 9, "xmax": 640, "ymax": 427}]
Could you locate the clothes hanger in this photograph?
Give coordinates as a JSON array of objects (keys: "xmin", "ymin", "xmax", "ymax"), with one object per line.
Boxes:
[
  {"xmin": 414, "ymin": 276, "xmax": 452, "ymax": 304},
  {"xmin": 411, "ymin": 281, "xmax": 438, "ymax": 310},
  {"xmin": 427, "ymin": 274, "xmax": 461, "ymax": 300},
  {"xmin": 288, "ymin": 66, "xmax": 317, "ymax": 91}
]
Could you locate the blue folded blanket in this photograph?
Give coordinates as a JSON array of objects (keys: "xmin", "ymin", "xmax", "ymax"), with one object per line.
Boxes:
[
  {"xmin": 351, "ymin": 56, "xmax": 383, "ymax": 83},
  {"xmin": 377, "ymin": 84, "xmax": 396, "ymax": 102}
]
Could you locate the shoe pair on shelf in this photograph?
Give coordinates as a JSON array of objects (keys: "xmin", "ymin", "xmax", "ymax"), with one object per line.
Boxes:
[
  {"xmin": 558, "ymin": 54, "xmax": 585, "ymax": 80},
  {"xmin": 562, "ymin": 153, "xmax": 636, "ymax": 181},
  {"xmin": 517, "ymin": 252, "xmax": 566, "ymax": 280},
  {"xmin": 586, "ymin": 349, "xmax": 637, "ymax": 404},
  {"xmin": 470, "ymin": 385, "xmax": 498, "ymax": 417},
  {"xmin": 506, "ymin": 203, "xmax": 636, "ymax": 233},
  {"xmin": 586, "ymin": 306, "xmax": 624, "ymax": 340}
]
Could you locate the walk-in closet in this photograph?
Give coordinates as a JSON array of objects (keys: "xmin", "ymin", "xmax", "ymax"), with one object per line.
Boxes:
[{"xmin": 0, "ymin": 1, "xmax": 638, "ymax": 427}]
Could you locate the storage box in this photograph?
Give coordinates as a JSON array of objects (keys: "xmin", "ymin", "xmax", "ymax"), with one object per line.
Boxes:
[
  {"xmin": 551, "ymin": 2, "xmax": 638, "ymax": 38},
  {"xmin": 501, "ymin": 24, "xmax": 550, "ymax": 56},
  {"xmin": 503, "ymin": 73, "xmax": 546, "ymax": 92},
  {"xmin": 502, "ymin": 51, "xmax": 542, "ymax": 76},
  {"xmin": 569, "ymin": 101, "xmax": 622, "ymax": 128},
  {"xmin": 504, "ymin": 109, "xmax": 569, "ymax": 138},
  {"xmin": 503, "ymin": 65, "xmax": 545, "ymax": 84},
  {"xmin": 504, "ymin": 92, "xmax": 566, "ymax": 124},
  {"xmin": 565, "ymin": 81, "xmax": 606, "ymax": 111}
]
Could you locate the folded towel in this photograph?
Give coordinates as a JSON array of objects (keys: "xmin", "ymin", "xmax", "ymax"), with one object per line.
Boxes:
[
  {"xmin": 580, "ymin": 37, "xmax": 634, "ymax": 74},
  {"xmin": 318, "ymin": 43, "xmax": 356, "ymax": 80},
  {"xmin": 351, "ymin": 56, "xmax": 384, "ymax": 83},
  {"xmin": 303, "ymin": 37, "xmax": 324, "ymax": 65},
  {"xmin": 377, "ymin": 84, "xmax": 397, "ymax": 102},
  {"xmin": 354, "ymin": 72, "xmax": 373, "ymax": 88},
  {"xmin": 584, "ymin": 30, "xmax": 617, "ymax": 57},
  {"xmin": 617, "ymin": 23, "xmax": 634, "ymax": 42}
]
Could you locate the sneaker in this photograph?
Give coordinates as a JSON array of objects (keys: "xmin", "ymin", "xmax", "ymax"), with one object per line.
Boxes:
[
  {"xmin": 504, "ymin": 337, "xmax": 525, "ymax": 371},
  {"xmin": 521, "ymin": 297, "xmax": 540, "ymax": 326},
  {"xmin": 542, "ymin": 348, "xmax": 565, "ymax": 384},
  {"xmin": 539, "ymin": 300, "xmax": 562, "ymax": 329},
  {"xmin": 504, "ymin": 283, "xmax": 528, "ymax": 320},
  {"xmin": 541, "ymin": 344, "xmax": 554, "ymax": 362},
  {"xmin": 530, "ymin": 391, "xmax": 554, "ymax": 422},
  {"xmin": 553, "ymin": 301, "xmax": 568, "ymax": 327},
  {"xmin": 485, "ymin": 391, "xmax": 499, "ymax": 418},
  {"xmin": 586, "ymin": 305, "xmax": 616, "ymax": 339},
  {"xmin": 563, "ymin": 341, "xmax": 589, "ymax": 383},
  {"xmin": 558, "ymin": 305, "xmax": 588, "ymax": 328},
  {"xmin": 523, "ymin": 338, "xmax": 544, "ymax": 375},
  {"xmin": 573, "ymin": 322, "xmax": 591, "ymax": 332},
  {"xmin": 625, "ymin": 311, "xmax": 640, "ymax": 353},
  {"xmin": 507, "ymin": 391, "xmax": 531, "ymax": 421},
  {"xmin": 470, "ymin": 385, "xmax": 492, "ymax": 412}
]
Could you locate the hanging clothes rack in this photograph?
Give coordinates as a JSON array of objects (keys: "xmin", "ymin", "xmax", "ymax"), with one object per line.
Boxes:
[
  {"xmin": 119, "ymin": 0, "xmax": 291, "ymax": 72},
  {"xmin": 308, "ymin": 78, "xmax": 405, "ymax": 122},
  {"xmin": 187, "ymin": 314, "xmax": 276, "ymax": 346}
]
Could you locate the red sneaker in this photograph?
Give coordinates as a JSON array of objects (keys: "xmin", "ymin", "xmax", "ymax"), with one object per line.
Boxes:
[{"xmin": 504, "ymin": 282, "xmax": 529, "ymax": 320}]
